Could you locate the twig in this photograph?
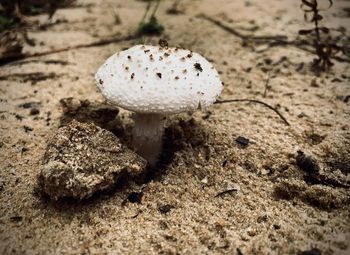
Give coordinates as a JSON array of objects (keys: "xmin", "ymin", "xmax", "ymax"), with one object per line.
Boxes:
[
  {"xmin": 263, "ymin": 72, "xmax": 271, "ymax": 98},
  {"xmin": 215, "ymin": 188, "xmax": 238, "ymax": 198},
  {"xmin": 214, "ymin": 99, "xmax": 290, "ymax": 126},
  {"xmin": 151, "ymin": 0, "xmax": 161, "ymax": 17},
  {"xmin": 141, "ymin": 1, "xmax": 152, "ymax": 23},
  {"xmin": 0, "ymin": 34, "xmax": 138, "ymax": 66},
  {"xmin": 197, "ymin": 14, "xmax": 288, "ymax": 43},
  {"xmin": 198, "ymin": 14, "xmax": 350, "ymax": 63}
]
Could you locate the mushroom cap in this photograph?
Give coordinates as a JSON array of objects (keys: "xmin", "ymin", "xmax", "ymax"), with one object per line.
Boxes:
[{"xmin": 95, "ymin": 45, "xmax": 223, "ymax": 114}]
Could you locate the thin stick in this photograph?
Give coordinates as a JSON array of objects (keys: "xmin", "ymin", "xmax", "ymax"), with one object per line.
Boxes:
[
  {"xmin": 198, "ymin": 14, "xmax": 288, "ymax": 43},
  {"xmin": 141, "ymin": 1, "xmax": 152, "ymax": 23},
  {"xmin": 199, "ymin": 14, "xmax": 350, "ymax": 63},
  {"xmin": 0, "ymin": 34, "xmax": 138, "ymax": 66},
  {"xmin": 214, "ymin": 99, "xmax": 290, "ymax": 126},
  {"xmin": 151, "ymin": 0, "xmax": 161, "ymax": 17},
  {"xmin": 263, "ymin": 72, "xmax": 271, "ymax": 98}
]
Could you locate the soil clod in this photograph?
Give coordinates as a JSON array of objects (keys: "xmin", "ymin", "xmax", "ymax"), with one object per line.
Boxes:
[
  {"xmin": 37, "ymin": 120, "xmax": 147, "ymax": 200},
  {"xmin": 296, "ymin": 150, "xmax": 320, "ymax": 174}
]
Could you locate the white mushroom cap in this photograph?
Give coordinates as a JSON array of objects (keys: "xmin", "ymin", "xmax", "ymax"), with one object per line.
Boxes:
[{"xmin": 95, "ymin": 45, "xmax": 223, "ymax": 114}]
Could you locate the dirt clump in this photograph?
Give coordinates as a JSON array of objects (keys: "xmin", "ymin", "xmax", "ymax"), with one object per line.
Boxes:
[
  {"xmin": 273, "ymin": 179, "xmax": 350, "ymax": 210},
  {"xmin": 37, "ymin": 120, "xmax": 147, "ymax": 200}
]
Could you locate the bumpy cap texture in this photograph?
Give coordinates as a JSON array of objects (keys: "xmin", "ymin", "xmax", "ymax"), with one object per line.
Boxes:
[{"xmin": 95, "ymin": 45, "xmax": 222, "ymax": 114}]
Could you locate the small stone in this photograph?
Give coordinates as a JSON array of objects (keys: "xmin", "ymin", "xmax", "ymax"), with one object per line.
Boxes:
[
  {"xmin": 30, "ymin": 108, "xmax": 40, "ymax": 115},
  {"xmin": 298, "ymin": 112, "xmax": 307, "ymax": 118},
  {"xmin": 235, "ymin": 136, "xmax": 250, "ymax": 146},
  {"xmin": 200, "ymin": 176, "xmax": 209, "ymax": 184},
  {"xmin": 37, "ymin": 120, "xmax": 147, "ymax": 200},
  {"xmin": 310, "ymin": 78, "xmax": 319, "ymax": 87}
]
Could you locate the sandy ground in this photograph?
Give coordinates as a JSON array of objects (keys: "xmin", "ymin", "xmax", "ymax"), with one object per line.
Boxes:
[{"xmin": 0, "ymin": 0, "xmax": 350, "ymax": 254}]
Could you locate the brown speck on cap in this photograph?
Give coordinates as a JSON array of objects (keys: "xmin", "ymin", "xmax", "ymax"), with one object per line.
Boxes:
[
  {"xmin": 145, "ymin": 67, "xmax": 149, "ymax": 71},
  {"xmin": 125, "ymin": 66, "xmax": 129, "ymax": 71},
  {"xmin": 99, "ymin": 79, "xmax": 103, "ymax": 85},
  {"xmin": 175, "ymin": 76, "xmax": 179, "ymax": 80},
  {"xmin": 164, "ymin": 52, "xmax": 170, "ymax": 57},
  {"xmin": 149, "ymin": 54, "xmax": 154, "ymax": 61},
  {"xmin": 187, "ymin": 53, "xmax": 193, "ymax": 58},
  {"xmin": 144, "ymin": 49, "xmax": 150, "ymax": 53},
  {"xmin": 156, "ymin": 73, "xmax": 162, "ymax": 79},
  {"xmin": 194, "ymin": 63, "xmax": 203, "ymax": 72},
  {"xmin": 159, "ymin": 56, "xmax": 163, "ymax": 61},
  {"xmin": 183, "ymin": 69, "xmax": 187, "ymax": 74},
  {"xmin": 127, "ymin": 55, "xmax": 132, "ymax": 60},
  {"xmin": 141, "ymin": 45, "xmax": 145, "ymax": 49},
  {"xmin": 131, "ymin": 73, "xmax": 135, "ymax": 79},
  {"xmin": 180, "ymin": 57, "xmax": 186, "ymax": 62},
  {"xmin": 159, "ymin": 39, "xmax": 168, "ymax": 48},
  {"xmin": 197, "ymin": 73, "xmax": 200, "ymax": 76}
]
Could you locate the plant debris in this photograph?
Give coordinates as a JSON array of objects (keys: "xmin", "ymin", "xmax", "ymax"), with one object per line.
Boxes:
[
  {"xmin": 215, "ymin": 188, "xmax": 238, "ymax": 197},
  {"xmin": 137, "ymin": 0, "xmax": 164, "ymax": 36},
  {"xmin": 298, "ymin": 0, "xmax": 340, "ymax": 71},
  {"xmin": 158, "ymin": 39, "xmax": 168, "ymax": 48},
  {"xmin": 158, "ymin": 204, "xmax": 174, "ymax": 214}
]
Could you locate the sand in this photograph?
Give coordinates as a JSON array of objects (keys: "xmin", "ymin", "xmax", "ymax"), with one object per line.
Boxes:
[{"xmin": 0, "ymin": 0, "xmax": 349, "ymax": 254}]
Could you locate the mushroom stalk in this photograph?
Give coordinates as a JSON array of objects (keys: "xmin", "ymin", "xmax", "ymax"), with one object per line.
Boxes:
[{"xmin": 132, "ymin": 113, "xmax": 165, "ymax": 165}]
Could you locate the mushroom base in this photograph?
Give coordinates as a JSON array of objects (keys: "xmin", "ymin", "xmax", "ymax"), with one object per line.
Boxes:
[{"xmin": 132, "ymin": 113, "xmax": 165, "ymax": 166}]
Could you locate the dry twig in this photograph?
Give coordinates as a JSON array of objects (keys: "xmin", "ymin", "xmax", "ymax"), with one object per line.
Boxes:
[
  {"xmin": 215, "ymin": 99, "xmax": 290, "ymax": 126},
  {"xmin": 0, "ymin": 34, "xmax": 138, "ymax": 66}
]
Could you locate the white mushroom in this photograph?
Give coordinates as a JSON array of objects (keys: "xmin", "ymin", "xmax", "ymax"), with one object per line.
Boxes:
[{"xmin": 95, "ymin": 44, "xmax": 222, "ymax": 165}]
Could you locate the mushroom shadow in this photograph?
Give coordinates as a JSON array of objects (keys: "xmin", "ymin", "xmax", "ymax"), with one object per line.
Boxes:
[{"xmin": 142, "ymin": 117, "xmax": 210, "ymax": 182}]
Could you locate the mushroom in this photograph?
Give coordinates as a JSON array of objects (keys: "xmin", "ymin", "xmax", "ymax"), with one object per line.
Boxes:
[{"xmin": 95, "ymin": 45, "xmax": 222, "ymax": 165}]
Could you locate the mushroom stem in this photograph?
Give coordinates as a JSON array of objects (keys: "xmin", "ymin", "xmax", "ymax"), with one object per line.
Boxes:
[{"xmin": 132, "ymin": 113, "xmax": 165, "ymax": 165}]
